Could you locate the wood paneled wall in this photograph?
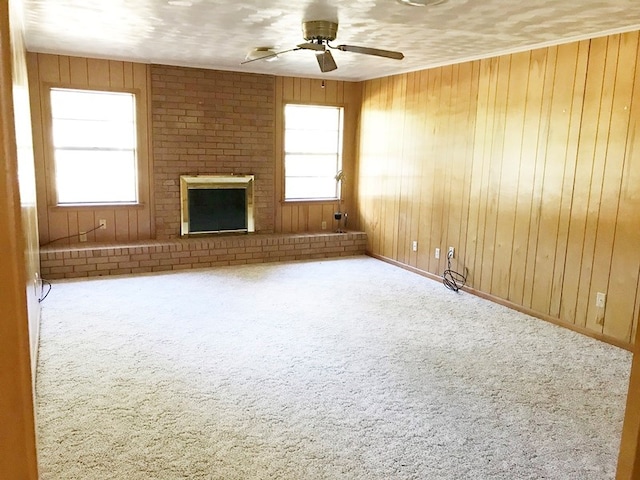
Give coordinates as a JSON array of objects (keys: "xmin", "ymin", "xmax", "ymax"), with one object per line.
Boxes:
[
  {"xmin": 28, "ymin": 53, "xmax": 153, "ymax": 245},
  {"xmin": 618, "ymin": 323, "xmax": 640, "ymax": 479},
  {"xmin": 12, "ymin": 10, "xmax": 40, "ymax": 371},
  {"xmin": 0, "ymin": 0, "xmax": 39, "ymax": 477},
  {"xmin": 274, "ymin": 77, "xmax": 362, "ymax": 232},
  {"xmin": 357, "ymin": 32, "xmax": 640, "ymax": 346}
]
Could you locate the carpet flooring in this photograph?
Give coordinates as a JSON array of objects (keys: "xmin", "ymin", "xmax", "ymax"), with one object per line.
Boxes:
[{"xmin": 36, "ymin": 256, "xmax": 631, "ymax": 479}]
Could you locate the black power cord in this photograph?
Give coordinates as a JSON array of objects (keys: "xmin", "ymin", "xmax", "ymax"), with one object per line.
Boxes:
[
  {"xmin": 38, "ymin": 223, "xmax": 104, "ymax": 302},
  {"xmin": 41, "ymin": 223, "xmax": 102, "ymax": 247},
  {"xmin": 443, "ymin": 250, "xmax": 467, "ymax": 292},
  {"xmin": 38, "ymin": 278, "xmax": 52, "ymax": 303}
]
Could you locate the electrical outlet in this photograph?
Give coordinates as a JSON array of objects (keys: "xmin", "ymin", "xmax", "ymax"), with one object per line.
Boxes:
[
  {"xmin": 79, "ymin": 231, "xmax": 87, "ymax": 242},
  {"xmin": 412, "ymin": 240, "xmax": 418, "ymax": 252},
  {"xmin": 596, "ymin": 292, "xmax": 606, "ymax": 308},
  {"xmin": 321, "ymin": 220, "xmax": 327, "ymax": 230},
  {"xmin": 435, "ymin": 248, "xmax": 440, "ymax": 259},
  {"xmin": 448, "ymin": 247, "xmax": 455, "ymax": 258},
  {"xmin": 99, "ymin": 218, "xmax": 107, "ymax": 230}
]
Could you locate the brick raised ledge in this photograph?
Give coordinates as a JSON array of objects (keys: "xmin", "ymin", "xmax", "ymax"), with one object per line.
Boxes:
[{"xmin": 40, "ymin": 231, "xmax": 367, "ymax": 279}]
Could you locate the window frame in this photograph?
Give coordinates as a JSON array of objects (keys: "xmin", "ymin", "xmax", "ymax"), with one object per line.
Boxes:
[
  {"xmin": 45, "ymin": 85, "xmax": 145, "ymax": 208},
  {"xmin": 282, "ymin": 102, "xmax": 345, "ymax": 203}
]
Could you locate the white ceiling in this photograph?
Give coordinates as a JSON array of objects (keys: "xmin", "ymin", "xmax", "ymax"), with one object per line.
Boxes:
[{"xmin": 22, "ymin": 0, "xmax": 640, "ymax": 82}]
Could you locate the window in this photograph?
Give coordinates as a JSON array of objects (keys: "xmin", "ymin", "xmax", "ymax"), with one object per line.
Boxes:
[
  {"xmin": 50, "ymin": 88, "xmax": 138, "ymax": 204},
  {"xmin": 284, "ymin": 104, "xmax": 344, "ymax": 201}
]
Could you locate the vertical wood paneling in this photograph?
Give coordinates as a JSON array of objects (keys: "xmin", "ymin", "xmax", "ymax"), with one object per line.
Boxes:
[
  {"xmin": 28, "ymin": 53, "xmax": 153, "ymax": 245},
  {"xmin": 1, "ymin": 0, "xmax": 39, "ymax": 476},
  {"xmin": 490, "ymin": 51, "xmax": 528, "ymax": 300},
  {"xmin": 274, "ymin": 76, "xmax": 362, "ymax": 233},
  {"xmin": 69, "ymin": 56, "xmax": 88, "ymax": 85},
  {"xmin": 377, "ymin": 77, "xmax": 389, "ymax": 255},
  {"xmin": 601, "ymin": 32, "xmax": 640, "ymax": 341},
  {"xmin": 531, "ymin": 45, "xmax": 568, "ymax": 315},
  {"xmin": 481, "ymin": 55, "xmax": 510, "ymax": 293},
  {"xmin": 274, "ymin": 75, "xmax": 286, "ymax": 232},
  {"xmin": 456, "ymin": 61, "xmax": 480, "ymax": 274},
  {"xmin": 428, "ymin": 67, "xmax": 448, "ymax": 275},
  {"xmin": 123, "ymin": 62, "xmax": 134, "ymax": 89},
  {"xmin": 443, "ymin": 64, "xmax": 463, "ymax": 275},
  {"xmin": 369, "ymin": 78, "xmax": 384, "ymax": 255},
  {"xmin": 405, "ymin": 71, "xmax": 422, "ymax": 267},
  {"xmin": 592, "ymin": 33, "xmax": 637, "ymax": 289},
  {"xmin": 357, "ymin": 31, "xmax": 640, "ymax": 346},
  {"xmin": 357, "ymin": 80, "xmax": 376, "ymax": 252},
  {"xmin": 508, "ymin": 49, "xmax": 546, "ymax": 305},
  {"xmin": 414, "ymin": 70, "xmax": 435, "ymax": 272},
  {"xmin": 383, "ymin": 75, "xmax": 405, "ymax": 260},
  {"xmin": 549, "ymin": 40, "xmax": 590, "ymax": 318},
  {"xmin": 522, "ymin": 46, "xmax": 556, "ymax": 310},
  {"xmin": 580, "ymin": 36, "xmax": 620, "ymax": 333},
  {"xmin": 467, "ymin": 57, "xmax": 496, "ymax": 288},
  {"xmin": 27, "ymin": 54, "xmax": 49, "ymax": 243},
  {"xmin": 87, "ymin": 58, "xmax": 110, "ymax": 87},
  {"xmin": 58, "ymin": 55, "xmax": 70, "ymax": 83},
  {"xmin": 617, "ymin": 323, "xmax": 640, "ymax": 479},
  {"xmin": 559, "ymin": 41, "xmax": 602, "ymax": 326},
  {"xmin": 129, "ymin": 210, "xmax": 139, "ymax": 241},
  {"xmin": 114, "ymin": 209, "xmax": 129, "ymax": 241},
  {"xmin": 76, "ymin": 210, "xmax": 94, "ymax": 241},
  {"xmin": 397, "ymin": 74, "xmax": 415, "ymax": 266},
  {"xmin": 108, "ymin": 60, "xmax": 125, "ymax": 87}
]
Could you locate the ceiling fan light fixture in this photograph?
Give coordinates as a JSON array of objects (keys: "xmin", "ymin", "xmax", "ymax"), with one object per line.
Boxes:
[
  {"xmin": 245, "ymin": 47, "xmax": 279, "ymax": 62},
  {"xmin": 303, "ymin": 21, "xmax": 338, "ymax": 42},
  {"xmin": 396, "ymin": 0, "xmax": 446, "ymax": 6}
]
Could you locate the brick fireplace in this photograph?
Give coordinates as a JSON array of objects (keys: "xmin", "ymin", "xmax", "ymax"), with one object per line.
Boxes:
[{"xmin": 151, "ymin": 65, "xmax": 275, "ymax": 238}]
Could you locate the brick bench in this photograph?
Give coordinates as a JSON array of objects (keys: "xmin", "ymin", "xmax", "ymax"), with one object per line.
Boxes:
[{"xmin": 40, "ymin": 231, "xmax": 367, "ymax": 280}]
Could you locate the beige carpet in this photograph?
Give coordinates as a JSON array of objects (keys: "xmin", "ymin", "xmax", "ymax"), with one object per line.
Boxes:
[{"xmin": 36, "ymin": 256, "xmax": 631, "ymax": 479}]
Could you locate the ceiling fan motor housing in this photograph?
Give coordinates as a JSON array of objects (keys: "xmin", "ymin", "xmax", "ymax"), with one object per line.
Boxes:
[{"xmin": 303, "ymin": 21, "xmax": 338, "ymax": 42}]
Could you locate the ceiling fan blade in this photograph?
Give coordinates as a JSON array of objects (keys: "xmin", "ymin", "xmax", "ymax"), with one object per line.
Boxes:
[
  {"xmin": 336, "ymin": 44, "xmax": 404, "ymax": 60},
  {"xmin": 240, "ymin": 47, "xmax": 298, "ymax": 65},
  {"xmin": 316, "ymin": 50, "xmax": 337, "ymax": 73},
  {"xmin": 297, "ymin": 42, "xmax": 326, "ymax": 52}
]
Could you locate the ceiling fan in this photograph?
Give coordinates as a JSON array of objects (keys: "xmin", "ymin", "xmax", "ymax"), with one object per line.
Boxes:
[{"xmin": 242, "ymin": 20, "xmax": 405, "ymax": 73}]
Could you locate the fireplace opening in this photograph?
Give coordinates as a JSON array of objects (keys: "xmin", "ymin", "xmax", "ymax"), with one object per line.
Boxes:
[{"xmin": 180, "ymin": 175, "xmax": 255, "ymax": 236}]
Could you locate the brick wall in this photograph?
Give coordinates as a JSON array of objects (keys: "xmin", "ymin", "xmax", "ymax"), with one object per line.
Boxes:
[{"xmin": 151, "ymin": 65, "xmax": 275, "ymax": 238}]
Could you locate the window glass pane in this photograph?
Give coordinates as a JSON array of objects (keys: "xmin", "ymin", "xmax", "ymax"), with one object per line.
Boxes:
[
  {"xmin": 52, "ymin": 119, "xmax": 136, "ymax": 149},
  {"xmin": 51, "ymin": 89, "xmax": 135, "ymax": 121},
  {"xmin": 285, "ymin": 104, "xmax": 340, "ymax": 127},
  {"xmin": 285, "ymin": 177, "xmax": 337, "ymax": 200},
  {"xmin": 285, "ymin": 154, "xmax": 339, "ymax": 177},
  {"xmin": 55, "ymin": 150, "xmax": 137, "ymax": 204},
  {"xmin": 50, "ymin": 88, "xmax": 138, "ymax": 204},
  {"xmin": 285, "ymin": 129, "xmax": 341, "ymax": 154},
  {"xmin": 283, "ymin": 104, "xmax": 343, "ymax": 201}
]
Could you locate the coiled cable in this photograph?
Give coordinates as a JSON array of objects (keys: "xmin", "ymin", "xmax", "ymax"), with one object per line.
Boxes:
[{"xmin": 443, "ymin": 250, "xmax": 467, "ymax": 292}]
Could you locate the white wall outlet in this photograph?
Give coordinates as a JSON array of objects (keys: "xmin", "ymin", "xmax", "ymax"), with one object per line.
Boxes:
[
  {"xmin": 321, "ymin": 221, "xmax": 327, "ymax": 230},
  {"xmin": 79, "ymin": 231, "xmax": 87, "ymax": 242},
  {"xmin": 412, "ymin": 240, "xmax": 418, "ymax": 252},
  {"xmin": 435, "ymin": 247, "xmax": 440, "ymax": 259},
  {"xmin": 99, "ymin": 218, "xmax": 107, "ymax": 230},
  {"xmin": 596, "ymin": 292, "xmax": 606, "ymax": 308},
  {"xmin": 448, "ymin": 246, "xmax": 455, "ymax": 258}
]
